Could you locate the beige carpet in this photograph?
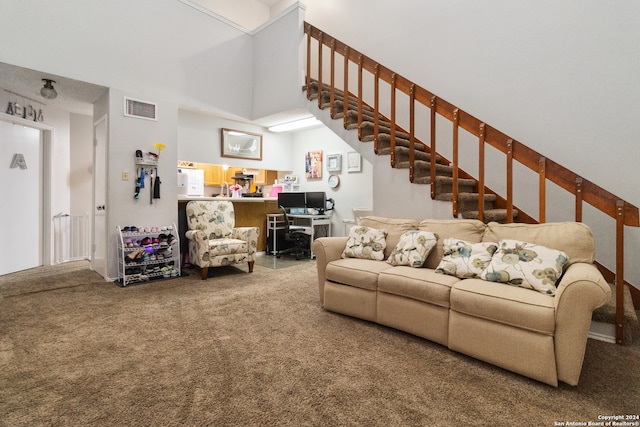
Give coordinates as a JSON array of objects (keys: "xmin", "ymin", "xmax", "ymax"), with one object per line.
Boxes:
[{"xmin": 1, "ymin": 262, "xmax": 638, "ymax": 426}]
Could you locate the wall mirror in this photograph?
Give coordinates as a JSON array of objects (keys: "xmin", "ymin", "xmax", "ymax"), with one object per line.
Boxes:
[{"xmin": 221, "ymin": 128, "xmax": 263, "ymax": 160}]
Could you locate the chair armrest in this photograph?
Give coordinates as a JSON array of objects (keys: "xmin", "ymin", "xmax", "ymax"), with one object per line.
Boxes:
[
  {"xmin": 554, "ymin": 262, "xmax": 611, "ymax": 385},
  {"xmin": 185, "ymin": 229, "xmax": 206, "ymax": 241},
  {"xmin": 232, "ymin": 227, "xmax": 259, "ymax": 255},
  {"xmin": 311, "ymin": 237, "xmax": 348, "ymax": 305},
  {"xmin": 185, "ymin": 229, "xmax": 209, "ymax": 265}
]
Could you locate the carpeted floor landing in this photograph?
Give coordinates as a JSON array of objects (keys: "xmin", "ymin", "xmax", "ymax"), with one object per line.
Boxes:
[{"xmin": 1, "ymin": 262, "xmax": 638, "ymax": 426}]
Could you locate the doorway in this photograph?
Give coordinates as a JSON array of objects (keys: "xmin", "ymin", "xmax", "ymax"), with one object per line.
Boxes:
[{"xmin": 0, "ymin": 119, "xmax": 47, "ymax": 275}]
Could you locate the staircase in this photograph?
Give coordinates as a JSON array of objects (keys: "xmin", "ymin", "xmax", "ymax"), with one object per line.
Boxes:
[
  {"xmin": 304, "ymin": 22, "xmax": 640, "ymax": 344},
  {"xmin": 308, "ymin": 80, "xmax": 519, "ymax": 224}
]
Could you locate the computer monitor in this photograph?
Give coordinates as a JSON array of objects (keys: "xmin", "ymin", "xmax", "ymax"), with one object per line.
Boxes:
[
  {"xmin": 305, "ymin": 191, "xmax": 326, "ymax": 214},
  {"xmin": 278, "ymin": 192, "xmax": 306, "ymax": 210}
]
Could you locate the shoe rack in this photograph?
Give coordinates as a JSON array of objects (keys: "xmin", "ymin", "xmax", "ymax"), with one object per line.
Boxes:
[{"xmin": 116, "ymin": 224, "xmax": 181, "ymax": 286}]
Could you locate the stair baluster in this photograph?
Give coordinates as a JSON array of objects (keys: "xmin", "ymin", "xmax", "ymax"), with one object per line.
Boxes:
[
  {"xmin": 330, "ymin": 40, "xmax": 336, "ymax": 119},
  {"xmin": 317, "ymin": 32, "xmax": 323, "ymax": 110},
  {"xmin": 358, "ymin": 55, "xmax": 364, "ymax": 141},
  {"xmin": 409, "ymin": 84, "xmax": 416, "ymax": 183},
  {"xmin": 539, "ymin": 157, "xmax": 547, "ymax": 223},
  {"xmin": 374, "ymin": 64, "xmax": 380, "ymax": 154},
  {"xmin": 506, "ymin": 139, "xmax": 514, "ymax": 223},
  {"xmin": 430, "ymin": 96, "xmax": 437, "ymax": 200},
  {"xmin": 575, "ymin": 177, "xmax": 584, "ymax": 222},
  {"xmin": 452, "ymin": 109, "xmax": 460, "ymax": 217},
  {"xmin": 390, "ymin": 74, "xmax": 397, "ymax": 167},
  {"xmin": 478, "ymin": 123, "xmax": 486, "ymax": 222},
  {"xmin": 343, "ymin": 46, "xmax": 349, "ymax": 129}
]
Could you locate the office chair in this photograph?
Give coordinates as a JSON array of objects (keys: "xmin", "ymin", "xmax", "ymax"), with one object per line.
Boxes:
[{"xmin": 276, "ymin": 206, "xmax": 312, "ymax": 260}]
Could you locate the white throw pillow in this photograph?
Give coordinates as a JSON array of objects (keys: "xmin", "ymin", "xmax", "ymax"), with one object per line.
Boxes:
[
  {"xmin": 435, "ymin": 239, "xmax": 498, "ymax": 278},
  {"xmin": 480, "ymin": 239, "xmax": 569, "ymax": 296},
  {"xmin": 342, "ymin": 226, "xmax": 388, "ymax": 260},
  {"xmin": 387, "ymin": 230, "xmax": 438, "ymax": 267}
]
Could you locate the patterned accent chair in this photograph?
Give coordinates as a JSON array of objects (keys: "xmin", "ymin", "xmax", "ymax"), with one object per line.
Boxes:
[{"xmin": 185, "ymin": 200, "xmax": 259, "ymax": 280}]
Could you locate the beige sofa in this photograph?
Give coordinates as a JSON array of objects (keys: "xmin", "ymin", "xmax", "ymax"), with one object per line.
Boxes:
[{"xmin": 311, "ymin": 217, "xmax": 611, "ymax": 386}]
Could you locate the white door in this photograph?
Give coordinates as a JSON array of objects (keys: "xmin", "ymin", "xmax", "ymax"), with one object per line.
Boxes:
[
  {"xmin": 92, "ymin": 116, "xmax": 107, "ymax": 277},
  {"xmin": 0, "ymin": 120, "xmax": 42, "ymax": 275}
]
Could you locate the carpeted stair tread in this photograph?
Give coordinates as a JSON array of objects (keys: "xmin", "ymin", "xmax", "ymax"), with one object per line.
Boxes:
[
  {"xmin": 460, "ymin": 209, "xmax": 520, "ymax": 223},
  {"xmin": 437, "ymin": 192, "xmax": 501, "ymax": 217},
  {"xmin": 436, "ymin": 192, "xmax": 497, "ymax": 203},
  {"xmin": 381, "ymin": 147, "xmax": 437, "ymax": 165}
]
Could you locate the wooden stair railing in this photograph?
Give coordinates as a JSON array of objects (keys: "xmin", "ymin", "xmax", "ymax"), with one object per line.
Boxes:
[{"xmin": 304, "ymin": 22, "xmax": 639, "ymax": 344}]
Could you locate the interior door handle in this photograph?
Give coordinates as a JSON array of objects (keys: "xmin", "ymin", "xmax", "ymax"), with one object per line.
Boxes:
[{"xmin": 96, "ymin": 205, "xmax": 106, "ymax": 211}]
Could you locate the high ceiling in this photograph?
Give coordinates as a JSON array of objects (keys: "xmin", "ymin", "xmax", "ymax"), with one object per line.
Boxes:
[
  {"xmin": 0, "ymin": 0, "xmax": 304, "ymax": 125},
  {"xmin": 0, "ymin": 62, "xmax": 107, "ymax": 116}
]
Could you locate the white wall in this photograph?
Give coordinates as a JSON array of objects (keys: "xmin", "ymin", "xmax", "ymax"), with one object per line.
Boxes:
[
  {"xmin": 178, "ymin": 109, "xmax": 295, "ymax": 171},
  {"xmin": 70, "ymin": 114, "xmax": 94, "ymax": 216},
  {"xmin": 0, "ymin": 0, "xmax": 256, "ymax": 120},
  {"xmin": 190, "ymin": 0, "xmax": 271, "ymax": 30},
  {"xmin": 252, "ymin": 5, "xmax": 306, "ymax": 120},
  {"xmin": 105, "ymin": 89, "xmax": 179, "ymax": 278},
  {"xmin": 290, "ymin": 126, "xmax": 374, "ymax": 236}
]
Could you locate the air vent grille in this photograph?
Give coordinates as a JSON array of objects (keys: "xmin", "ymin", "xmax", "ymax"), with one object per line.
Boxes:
[{"xmin": 124, "ymin": 97, "xmax": 157, "ymax": 121}]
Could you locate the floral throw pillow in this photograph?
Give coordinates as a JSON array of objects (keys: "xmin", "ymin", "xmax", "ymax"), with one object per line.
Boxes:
[
  {"xmin": 435, "ymin": 239, "xmax": 498, "ymax": 278},
  {"xmin": 342, "ymin": 226, "xmax": 388, "ymax": 261},
  {"xmin": 387, "ymin": 231, "xmax": 438, "ymax": 267},
  {"xmin": 480, "ymin": 239, "xmax": 569, "ymax": 296}
]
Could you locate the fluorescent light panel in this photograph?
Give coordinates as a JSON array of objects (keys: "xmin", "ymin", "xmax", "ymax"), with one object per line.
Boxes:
[{"xmin": 268, "ymin": 116, "xmax": 321, "ymax": 133}]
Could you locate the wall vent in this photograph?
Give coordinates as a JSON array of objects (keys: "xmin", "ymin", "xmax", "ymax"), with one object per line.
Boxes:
[{"xmin": 124, "ymin": 97, "xmax": 157, "ymax": 121}]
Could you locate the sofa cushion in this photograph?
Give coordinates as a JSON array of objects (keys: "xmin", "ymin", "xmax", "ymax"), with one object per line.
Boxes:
[
  {"xmin": 379, "ymin": 266, "xmax": 460, "ymax": 308},
  {"xmin": 451, "ymin": 279, "xmax": 556, "ymax": 335},
  {"xmin": 480, "ymin": 239, "xmax": 568, "ymax": 296},
  {"xmin": 358, "ymin": 216, "xmax": 419, "ymax": 259},
  {"xmin": 342, "ymin": 226, "xmax": 387, "ymax": 260},
  {"xmin": 326, "ymin": 258, "xmax": 393, "ymax": 291},
  {"xmin": 482, "ymin": 222, "xmax": 594, "ymax": 265},
  {"xmin": 418, "ymin": 219, "xmax": 487, "ymax": 269},
  {"xmin": 386, "ymin": 231, "xmax": 438, "ymax": 267},
  {"xmin": 435, "ymin": 239, "xmax": 498, "ymax": 278}
]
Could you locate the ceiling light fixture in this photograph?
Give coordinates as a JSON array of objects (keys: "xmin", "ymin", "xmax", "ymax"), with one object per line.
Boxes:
[
  {"xmin": 268, "ymin": 116, "xmax": 322, "ymax": 133},
  {"xmin": 40, "ymin": 79, "xmax": 57, "ymax": 100}
]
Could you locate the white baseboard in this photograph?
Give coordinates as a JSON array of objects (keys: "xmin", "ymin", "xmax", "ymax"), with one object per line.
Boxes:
[{"xmin": 588, "ymin": 321, "xmax": 616, "ymax": 343}]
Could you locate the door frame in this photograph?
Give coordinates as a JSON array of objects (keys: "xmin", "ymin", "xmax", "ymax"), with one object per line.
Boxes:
[
  {"xmin": 92, "ymin": 114, "xmax": 108, "ymax": 278},
  {"xmin": 0, "ymin": 114, "xmax": 53, "ymax": 267}
]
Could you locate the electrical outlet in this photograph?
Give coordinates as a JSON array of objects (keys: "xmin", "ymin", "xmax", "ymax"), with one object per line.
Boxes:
[{"xmin": 122, "ymin": 171, "xmax": 129, "ymax": 181}]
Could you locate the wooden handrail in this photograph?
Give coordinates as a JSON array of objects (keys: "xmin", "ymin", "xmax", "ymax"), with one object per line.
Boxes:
[{"xmin": 305, "ymin": 22, "xmax": 638, "ymax": 344}]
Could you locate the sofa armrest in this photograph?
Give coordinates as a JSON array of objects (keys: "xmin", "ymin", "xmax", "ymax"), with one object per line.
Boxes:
[
  {"xmin": 554, "ymin": 262, "xmax": 611, "ymax": 385},
  {"xmin": 232, "ymin": 227, "xmax": 260, "ymax": 256},
  {"xmin": 311, "ymin": 237, "xmax": 348, "ymax": 305}
]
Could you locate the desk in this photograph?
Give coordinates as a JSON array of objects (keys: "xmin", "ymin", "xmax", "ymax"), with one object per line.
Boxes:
[{"xmin": 266, "ymin": 213, "xmax": 332, "ymax": 258}]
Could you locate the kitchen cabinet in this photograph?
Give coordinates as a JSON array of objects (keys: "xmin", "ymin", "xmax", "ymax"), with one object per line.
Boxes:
[
  {"xmin": 225, "ymin": 167, "xmax": 244, "ymax": 183},
  {"xmin": 197, "ymin": 164, "xmax": 223, "ymax": 186},
  {"xmin": 254, "ymin": 169, "xmax": 278, "ymax": 185}
]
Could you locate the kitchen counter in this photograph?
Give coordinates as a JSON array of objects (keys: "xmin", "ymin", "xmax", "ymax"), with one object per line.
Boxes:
[
  {"xmin": 178, "ymin": 196, "xmax": 277, "ymax": 202},
  {"xmin": 178, "ymin": 196, "xmax": 281, "ymax": 254}
]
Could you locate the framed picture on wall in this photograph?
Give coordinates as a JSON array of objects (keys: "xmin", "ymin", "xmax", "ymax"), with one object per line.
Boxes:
[
  {"xmin": 306, "ymin": 150, "xmax": 323, "ymax": 179},
  {"xmin": 221, "ymin": 128, "xmax": 263, "ymax": 160},
  {"xmin": 347, "ymin": 151, "xmax": 361, "ymax": 173},
  {"xmin": 326, "ymin": 153, "xmax": 342, "ymax": 172}
]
